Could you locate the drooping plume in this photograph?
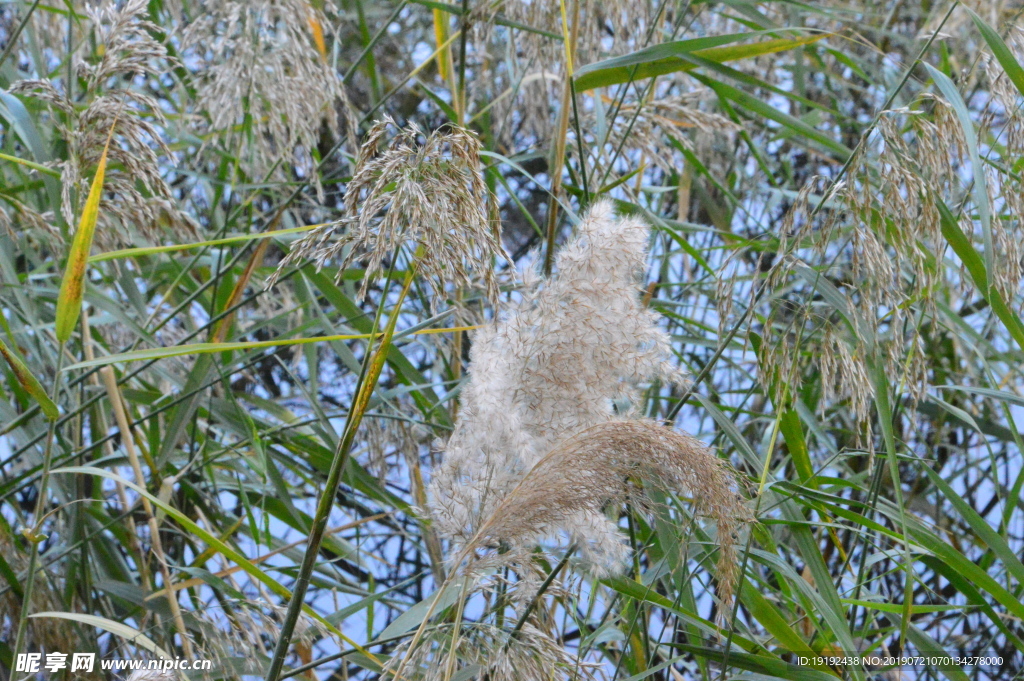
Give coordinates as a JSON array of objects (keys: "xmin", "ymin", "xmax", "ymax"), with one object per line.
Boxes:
[
  {"xmin": 275, "ymin": 116, "xmax": 510, "ymax": 308},
  {"xmin": 182, "ymin": 0, "xmax": 353, "ymax": 193},
  {"xmin": 429, "ymin": 200, "xmax": 747, "ymax": 592},
  {"xmin": 11, "ymin": 0, "xmax": 197, "ymax": 246},
  {"xmin": 383, "ymin": 621, "xmax": 599, "ymax": 681}
]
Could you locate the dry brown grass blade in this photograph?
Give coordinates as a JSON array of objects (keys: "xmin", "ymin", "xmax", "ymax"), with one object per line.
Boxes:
[{"xmin": 100, "ymin": 367, "xmax": 194, "ymax": 656}]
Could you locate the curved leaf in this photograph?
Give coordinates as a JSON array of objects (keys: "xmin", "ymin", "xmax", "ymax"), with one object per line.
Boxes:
[
  {"xmin": 575, "ymin": 30, "xmax": 826, "ymax": 91},
  {"xmin": 0, "ymin": 337, "xmax": 57, "ymax": 420},
  {"xmin": 54, "ymin": 135, "xmax": 110, "ymax": 344},
  {"xmin": 29, "ymin": 612, "xmax": 173, "ymax": 660}
]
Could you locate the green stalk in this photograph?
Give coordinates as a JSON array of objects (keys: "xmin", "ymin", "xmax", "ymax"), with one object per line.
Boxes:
[
  {"xmin": 0, "ymin": 0, "xmax": 42, "ymax": 70},
  {"xmin": 343, "ymin": 1, "xmax": 408, "ymax": 85},
  {"xmin": 456, "ymin": 0, "xmax": 470, "ymax": 124},
  {"xmin": 542, "ymin": 0, "xmax": 579, "ymax": 276},
  {"xmin": 869, "ymin": 357, "xmax": 914, "ymax": 650},
  {"xmin": 263, "ymin": 269, "xmax": 416, "ymax": 681},
  {"xmin": 12, "ymin": 348, "xmax": 65, "ymax": 662},
  {"xmin": 354, "ymin": 0, "xmax": 382, "ymax": 103},
  {"xmin": 717, "ymin": 410, "xmax": 782, "ymax": 680}
]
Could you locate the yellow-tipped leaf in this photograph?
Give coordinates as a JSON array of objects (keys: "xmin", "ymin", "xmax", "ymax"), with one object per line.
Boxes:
[{"xmin": 54, "ymin": 138, "xmax": 110, "ymax": 345}]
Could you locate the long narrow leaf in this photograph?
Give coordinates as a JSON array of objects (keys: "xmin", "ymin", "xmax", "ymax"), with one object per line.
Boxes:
[
  {"xmin": 574, "ymin": 30, "xmax": 822, "ymax": 90},
  {"xmin": 29, "ymin": 612, "xmax": 173, "ymax": 660},
  {"xmin": 88, "ymin": 222, "xmax": 326, "ymax": 263},
  {"xmin": 63, "ymin": 325, "xmax": 479, "ymax": 371},
  {"xmin": 54, "ymin": 135, "xmax": 110, "ymax": 344},
  {"xmin": 49, "ymin": 466, "xmax": 378, "ymax": 661},
  {"xmin": 966, "ymin": 7, "xmax": 1024, "ymax": 98},
  {"xmin": 937, "ymin": 200, "xmax": 1024, "ymax": 350},
  {"xmin": 925, "ymin": 63, "xmax": 993, "ymax": 291}
]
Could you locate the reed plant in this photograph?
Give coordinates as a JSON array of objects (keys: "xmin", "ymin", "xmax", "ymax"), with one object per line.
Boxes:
[{"xmin": 1, "ymin": 1, "xmax": 1023, "ymax": 680}]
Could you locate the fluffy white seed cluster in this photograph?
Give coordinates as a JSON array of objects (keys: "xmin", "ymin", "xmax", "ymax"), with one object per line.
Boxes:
[{"xmin": 430, "ymin": 200, "xmax": 737, "ymax": 576}]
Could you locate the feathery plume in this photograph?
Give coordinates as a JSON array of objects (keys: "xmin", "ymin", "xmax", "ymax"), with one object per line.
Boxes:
[
  {"xmin": 182, "ymin": 0, "xmax": 353, "ymax": 193},
  {"xmin": 490, "ymin": 0, "xmax": 664, "ymax": 66},
  {"xmin": 11, "ymin": 0, "xmax": 195, "ymax": 246},
  {"xmin": 470, "ymin": 0, "xmax": 673, "ymax": 146},
  {"xmin": 752, "ymin": 97, "xmax": 985, "ymax": 438},
  {"xmin": 571, "ymin": 94, "xmax": 740, "ymax": 179},
  {"xmin": 275, "ymin": 116, "xmax": 510, "ymax": 307},
  {"xmin": 383, "ymin": 620, "xmax": 598, "ymax": 681},
  {"xmin": 808, "ymin": 99, "xmax": 969, "ymax": 427},
  {"xmin": 470, "ymin": 420, "xmax": 747, "ymax": 605},
  {"xmin": 429, "ymin": 200, "xmax": 746, "ymax": 598}
]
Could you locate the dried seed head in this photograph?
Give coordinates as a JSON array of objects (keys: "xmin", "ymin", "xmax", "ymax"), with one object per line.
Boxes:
[
  {"xmin": 820, "ymin": 323, "xmax": 872, "ymax": 426},
  {"xmin": 471, "ymin": 0, "xmax": 675, "ymax": 146},
  {"xmin": 0, "ymin": 198, "xmax": 53, "ymax": 241},
  {"xmin": 494, "ymin": 0, "xmax": 665, "ymax": 65},
  {"xmin": 80, "ymin": 0, "xmax": 168, "ymax": 86},
  {"xmin": 466, "ymin": 420, "xmax": 749, "ymax": 607},
  {"xmin": 571, "ymin": 94, "xmax": 740, "ymax": 179},
  {"xmin": 430, "ymin": 200, "xmax": 745, "ymax": 604},
  {"xmin": 276, "ymin": 116, "xmax": 509, "ymax": 308},
  {"xmin": 813, "ymin": 99, "xmax": 972, "ymax": 422},
  {"xmin": 182, "ymin": 0, "xmax": 354, "ymax": 194},
  {"xmin": 757, "ymin": 97, "xmax": 1001, "ymax": 435},
  {"xmin": 384, "ymin": 620, "xmax": 599, "ymax": 681},
  {"xmin": 362, "ymin": 409, "xmax": 430, "ymax": 482},
  {"xmin": 11, "ymin": 0, "xmax": 196, "ymax": 247}
]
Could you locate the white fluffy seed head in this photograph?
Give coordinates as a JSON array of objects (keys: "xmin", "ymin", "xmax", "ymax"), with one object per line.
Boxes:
[{"xmin": 429, "ymin": 200, "xmax": 746, "ymax": 603}]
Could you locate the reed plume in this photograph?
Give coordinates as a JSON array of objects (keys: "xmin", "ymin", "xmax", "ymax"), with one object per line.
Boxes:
[
  {"xmin": 275, "ymin": 116, "xmax": 510, "ymax": 308},
  {"xmin": 11, "ymin": 0, "xmax": 195, "ymax": 247},
  {"xmin": 471, "ymin": 419, "xmax": 747, "ymax": 605},
  {"xmin": 470, "ymin": 0, "xmax": 674, "ymax": 146},
  {"xmin": 430, "ymin": 199, "xmax": 747, "ymax": 600},
  {"xmin": 383, "ymin": 621, "xmax": 598, "ymax": 681},
  {"xmin": 570, "ymin": 93, "xmax": 740, "ymax": 179},
  {"xmin": 182, "ymin": 0, "xmax": 352, "ymax": 193}
]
